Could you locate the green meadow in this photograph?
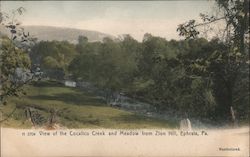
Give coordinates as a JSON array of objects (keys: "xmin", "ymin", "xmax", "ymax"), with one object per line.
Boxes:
[{"xmin": 1, "ymin": 81, "xmax": 177, "ymax": 129}]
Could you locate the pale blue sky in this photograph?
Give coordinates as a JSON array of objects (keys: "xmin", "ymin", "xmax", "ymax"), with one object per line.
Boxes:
[{"xmin": 1, "ymin": 1, "xmax": 216, "ymax": 41}]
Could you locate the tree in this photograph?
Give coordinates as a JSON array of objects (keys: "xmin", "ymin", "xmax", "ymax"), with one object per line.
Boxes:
[
  {"xmin": 177, "ymin": 0, "xmax": 249, "ymax": 121},
  {"xmin": 0, "ymin": 7, "xmax": 31, "ymax": 103},
  {"xmin": 0, "ymin": 37, "xmax": 31, "ymax": 104},
  {"xmin": 0, "ymin": 7, "xmax": 36, "ymax": 122},
  {"xmin": 69, "ymin": 35, "xmax": 140, "ymax": 103},
  {"xmin": 30, "ymin": 41, "xmax": 76, "ymax": 79},
  {"xmin": 135, "ymin": 34, "xmax": 218, "ymax": 117}
]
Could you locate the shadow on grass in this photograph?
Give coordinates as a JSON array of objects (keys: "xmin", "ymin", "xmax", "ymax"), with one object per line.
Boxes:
[
  {"xmin": 32, "ymin": 80, "xmax": 64, "ymax": 87},
  {"xmin": 62, "ymin": 114, "xmax": 101, "ymax": 126},
  {"xmin": 28, "ymin": 93, "xmax": 106, "ymax": 106},
  {"xmin": 111, "ymin": 114, "xmax": 178, "ymax": 128}
]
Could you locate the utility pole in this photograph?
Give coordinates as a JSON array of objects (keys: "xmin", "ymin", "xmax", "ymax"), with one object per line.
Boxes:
[
  {"xmin": 0, "ymin": 0, "xmax": 2, "ymax": 157},
  {"xmin": 230, "ymin": 106, "xmax": 237, "ymax": 127},
  {"xmin": 0, "ymin": 1, "xmax": 3, "ymax": 156},
  {"xmin": 0, "ymin": 111, "xmax": 2, "ymax": 157}
]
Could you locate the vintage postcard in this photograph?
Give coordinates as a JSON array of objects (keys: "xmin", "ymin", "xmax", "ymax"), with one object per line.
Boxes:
[{"xmin": 0, "ymin": 0, "xmax": 249, "ymax": 156}]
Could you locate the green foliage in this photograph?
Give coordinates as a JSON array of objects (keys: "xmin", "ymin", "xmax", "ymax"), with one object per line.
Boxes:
[
  {"xmin": 177, "ymin": 0, "xmax": 249, "ymax": 121},
  {"xmin": 0, "ymin": 37, "xmax": 31, "ymax": 105},
  {"xmin": 2, "ymin": 81, "xmax": 176, "ymax": 129},
  {"xmin": 0, "ymin": 7, "xmax": 35, "ymax": 110},
  {"xmin": 68, "ymin": 34, "xmax": 226, "ymax": 120},
  {"xmin": 70, "ymin": 35, "xmax": 140, "ymax": 93},
  {"xmin": 30, "ymin": 40, "xmax": 76, "ymax": 79},
  {"xmin": 21, "ymin": 0, "xmax": 248, "ymax": 124},
  {"xmin": 43, "ymin": 56, "xmax": 60, "ymax": 69},
  {"xmin": 26, "ymin": 27, "xmax": 247, "ymax": 124}
]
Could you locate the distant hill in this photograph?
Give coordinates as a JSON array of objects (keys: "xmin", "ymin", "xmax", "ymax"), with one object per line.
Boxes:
[{"xmin": 0, "ymin": 25, "xmax": 115, "ymax": 43}]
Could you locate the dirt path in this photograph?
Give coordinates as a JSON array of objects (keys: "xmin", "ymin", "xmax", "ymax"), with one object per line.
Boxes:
[{"xmin": 1, "ymin": 127, "xmax": 249, "ymax": 157}]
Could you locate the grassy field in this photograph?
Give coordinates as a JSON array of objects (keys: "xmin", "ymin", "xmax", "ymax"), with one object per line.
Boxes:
[{"xmin": 1, "ymin": 81, "xmax": 177, "ymax": 129}]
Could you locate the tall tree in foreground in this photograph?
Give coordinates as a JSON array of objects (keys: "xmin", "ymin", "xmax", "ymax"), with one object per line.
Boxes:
[
  {"xmin": 0, "ymin": 7, "xmax": 35, "ymax": 122},
  {"xmin": 177, "ymin": 0, "xmax": 249, "ymax": 121}
]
